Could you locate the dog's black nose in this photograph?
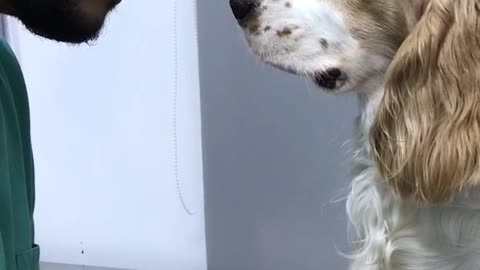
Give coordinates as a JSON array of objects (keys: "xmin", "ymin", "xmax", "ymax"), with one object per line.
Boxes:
[
  {"xmin": 314, "ymin": 68, "xmax": 343, "ymax": 89},
  {"xmin": 230, "ymin": 0, "xmax": 255, "ymax": 21}
]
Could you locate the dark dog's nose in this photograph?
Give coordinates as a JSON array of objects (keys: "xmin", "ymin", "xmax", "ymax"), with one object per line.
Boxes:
[
  {"xmin": 314, "ymin": 68, "xmax": 343, "ymax": 89},
  {"xmin": 230, "ymin": 0, "xmax": 255, "ymax": 21}
]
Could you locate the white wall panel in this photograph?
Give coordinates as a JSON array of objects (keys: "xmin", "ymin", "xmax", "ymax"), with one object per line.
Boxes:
[{"xmin": 6, "ymin": 1, "xmax": 206, "ymax": 269}]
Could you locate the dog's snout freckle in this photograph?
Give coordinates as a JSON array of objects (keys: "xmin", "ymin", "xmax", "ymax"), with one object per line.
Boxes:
[
  {"xmin": 285, "ymin": 2, "xmax": 292, "ymax": 8},
  {"xmin": 320, "ymin": 38, "xmax": 329, "ymax": 49},
  {"xmin": 276, "ymin": 27, "xmax": 292, "ymax": 37},
  {"xmin": 248, "ymin": 19, "xmax": 261, "ymax": 35}
]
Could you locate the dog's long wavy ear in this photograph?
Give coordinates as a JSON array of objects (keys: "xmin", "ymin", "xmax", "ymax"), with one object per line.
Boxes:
[{"xmin": 370, "ymin": 0, "xmax": 480, "ymax": 204}]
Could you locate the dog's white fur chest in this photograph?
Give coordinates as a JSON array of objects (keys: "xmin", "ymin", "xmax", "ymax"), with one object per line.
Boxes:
[{"xmin": 348, "ymin": 92, "xmax": 480, "ymax": 270}]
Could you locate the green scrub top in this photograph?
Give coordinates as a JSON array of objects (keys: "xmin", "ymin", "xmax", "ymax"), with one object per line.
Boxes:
[{"xmin": 0, "ymin": 40, "xmax": 40, "ymax": 270}]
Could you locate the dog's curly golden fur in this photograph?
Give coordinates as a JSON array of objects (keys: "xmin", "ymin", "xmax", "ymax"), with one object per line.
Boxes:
[{"xmin": 370, "ymin": 0, "xmax": 480, "ymax": 204}]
